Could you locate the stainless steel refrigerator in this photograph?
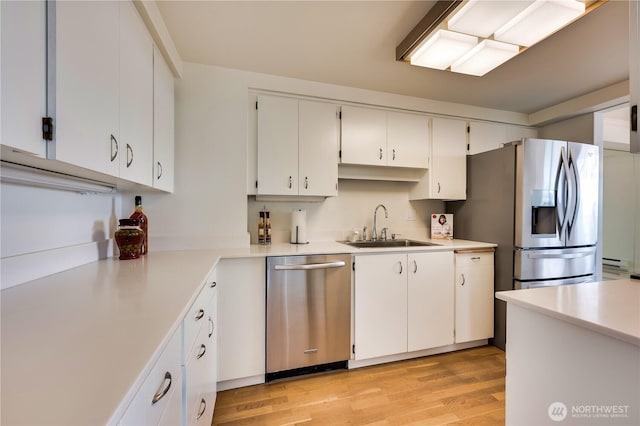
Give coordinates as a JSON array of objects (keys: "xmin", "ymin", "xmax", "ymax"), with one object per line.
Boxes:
[{"xmin": 447, "ymin": 138, "xmax": 599, "ymax": 349}]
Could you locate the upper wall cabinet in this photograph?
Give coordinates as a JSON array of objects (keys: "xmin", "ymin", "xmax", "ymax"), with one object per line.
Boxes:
[
  {"xmin": 410, "ymin": 117, "xmax": 467, "ymax": 201},
  {"xmin": 153, "ymin": 46, "xmax": 175, "ymax": 193},
  {"xmin": 468, "ymin": 121, "xmax": 538, "ymax": 155},
  {"xmin": 257, "ymin": 95, "xmax": 339, "ymax": 198},
  {"xmin": 1, "ymin": 0, "xmax": 47, "ymax": 158},
  {"xmin": 341, "ymin": 106, "xmax": 429, "ymax": 169},
  {"xmin": 50, "ymin": 1, "xmax": 154, "ymax": 185}
]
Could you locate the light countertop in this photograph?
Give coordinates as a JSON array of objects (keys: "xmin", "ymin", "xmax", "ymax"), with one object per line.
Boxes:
[
  {"xmin": 496, "ymin": 279, "xmax": 640, "ymax": 347},
  {"xmin": 0, "ymin": 238, "xmax": 494, "ymax": 425}
]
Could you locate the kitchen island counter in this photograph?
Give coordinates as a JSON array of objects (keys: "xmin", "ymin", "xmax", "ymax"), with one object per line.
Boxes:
[{"xmin": 496, "ymin": 279, "xmax": 640, "ymax": 425}]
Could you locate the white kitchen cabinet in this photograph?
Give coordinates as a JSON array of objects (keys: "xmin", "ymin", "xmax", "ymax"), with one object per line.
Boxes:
[
  {"xmin": 51, "ymin": 0, "xmax": 120, "ymax": 176},
  {"xmin": 118, "ymin": 1, "xmax": 153, "ymax": 185},
  {"xmin": 354, "ymin": 253, "xmax": 408, "ymax": 360},
  {"xmin": 468, "ymin": 121, "xmax": 539, "ymax": 155},
  {"xmin": 49, "ymin": 0, "xmax": 157, "ymax": 185},
  {"xmin": 341, "ymin": 106, "xmax": 429, "ymax": 168},
  {"xmin": 217, "ymin": 258, "xmax": 266, "ymax": 384},
  {"xmin": 1, "ymin": 0, "xmax": 47, "ymax": 157},
  {"xmin": 411, "ymin": 117, "xmax": 467, "ymax": 200},
  {"xmin": 354, "ymin": 251, "xmax": 457, "ymax": 360},
  {"xmin": 183, "ymin": 270, "xmax": 217, "ymax": 426},
  {"xmin": 387, "ymin": 111, "xmax": 430, "ymax": 168},
  {"xmin": 454, "ymin": 250, "xmax": 495, "ymax": 343},
  {"xmin": 153, "ymin": 46, "xmax": 175, "ymax": 192},
  {"xmin": 407, "ymin": 251, "xmax": 454, "ymax": 352},
  {"xmin": 340, "ymin": 105, "xmax": 388, "ymax": 166},
  {"xmin": 257, "ymin": 95, "xmax": 338, "ymax": 197},
  {"xmin": 118, "ymin": 328, "xmax": 182, "ymax": 426}
]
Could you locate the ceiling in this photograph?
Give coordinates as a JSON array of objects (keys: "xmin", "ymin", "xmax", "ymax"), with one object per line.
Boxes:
[{"xmin": 157, "ymin": 0, "xmax": 630, "ymax": 114}]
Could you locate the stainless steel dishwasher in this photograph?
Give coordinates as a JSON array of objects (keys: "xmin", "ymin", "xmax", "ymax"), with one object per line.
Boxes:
[{"xmin": 266, "ymin": 254, "xmax": 351, "ymax": 381}]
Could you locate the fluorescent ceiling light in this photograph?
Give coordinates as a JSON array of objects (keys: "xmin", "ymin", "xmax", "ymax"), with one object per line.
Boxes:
[
  {"xmin": 410, "ymin": 29, "xmax": 477, "ymax": 70},
  {"xmin": 451, "ymin": 40, "xmax": 520, "ymax": 76},
  {"xmin": 494, "ymin": 0, "xmax": 586, "ymax": 47},
  {"xmin": 448, "ymin": 0, "xmax": 534, "ymax": 38}
]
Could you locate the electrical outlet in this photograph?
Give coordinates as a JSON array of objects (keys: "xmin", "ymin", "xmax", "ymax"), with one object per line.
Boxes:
[{"xmin": 407, "ymin": 207, "xmax": 417, "ymax": 221}]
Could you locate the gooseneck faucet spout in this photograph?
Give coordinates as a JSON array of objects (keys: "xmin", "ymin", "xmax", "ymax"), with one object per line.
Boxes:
[{"xmin": 372, "ymin": 204, "xmax": 388, "ymax": 241}]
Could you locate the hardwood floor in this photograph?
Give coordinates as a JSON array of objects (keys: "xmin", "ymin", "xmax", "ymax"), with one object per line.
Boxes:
[{"xmin": 212, "ymin": 345, "xmax": 505, "ymax": 425}]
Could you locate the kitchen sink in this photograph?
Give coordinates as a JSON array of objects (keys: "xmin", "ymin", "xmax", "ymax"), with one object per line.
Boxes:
[{"xmin": 340, "ymin": 239, "xmax": 441, "ymax": 248}]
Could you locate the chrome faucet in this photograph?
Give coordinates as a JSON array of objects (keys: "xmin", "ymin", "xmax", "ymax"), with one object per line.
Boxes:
[{"xmin": 371, "ymin": 204, "xmax": 388, "ymax": 241}]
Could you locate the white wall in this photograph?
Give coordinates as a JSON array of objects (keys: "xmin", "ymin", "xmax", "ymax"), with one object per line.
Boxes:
[
  {"xmin": 539, "ymin": 113, "xmax": 596, "ymax": 143},
  {"xmin": 0, "ymin": 182, "xmax": 121, "ymax": 288},
  {"xmin": 248, "ymin": 180, "xmax": 445, "ymax": 244}
]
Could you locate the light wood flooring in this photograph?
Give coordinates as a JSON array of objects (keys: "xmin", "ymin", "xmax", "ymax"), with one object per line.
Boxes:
[{"xmin": 212, "ymin": 345, "xmax": 505, "ymax": 425}]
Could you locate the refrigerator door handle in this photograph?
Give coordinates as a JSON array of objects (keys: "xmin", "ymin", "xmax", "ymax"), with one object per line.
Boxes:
[
  {"xmin": 556, "ymin": 147, "xmax": 571, "ymax": 238},
  {"xmin": 526, "ymin": 251, "xmax": 593, "ymax": 260},
  {"xmin": 567, "ymin": 149, "xmax": 580, "ymax": 239}
]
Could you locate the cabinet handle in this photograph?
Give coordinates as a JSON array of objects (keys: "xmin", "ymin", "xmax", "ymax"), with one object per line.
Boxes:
[
  {"xmin": 412, "ymin": 260, "xmax": 418, "ymax": 274},
  {"xmin": 195, "ymin": 309, "xmax": 205, "ymax": 321},
  {"xmin": 196, "ymin": 398, "xmax": 207, "ymax": 420},
  {"xmin": 208, "ymin": 317, "xmax": 214, "ymax": 338},
  {"xmin": 288, "ymin": 176, "xmax": 292, "ymax": 189},
  {"xmin": 151, "ymin": 372, "xmax": 172, "ymax": 405},
  {"xmin": 305, "ymin": 176, "xmax": 309, "ymax": 189},
  {"xmin": 398, "ymin": 261, "xmax": 403, "ymax": 275},
  {"xmin": 196, "ymin": 344, "xmax": 207, "ymax": 360},
  {"xmin": 210, "ymin": 281, "xmax": 217, "ymax": 288},
  {"xmin": 392, "ymin": 149, "xmax": 396, "ymax": 161},
  {"xmin": 461, "ymin": 273, "xmax": 466, "ymax": 286},
  {"xmin": 379, "ymin": 148, "xmax": 383, "ymax": 160},
  {"xmin": 157, "ymin": 161, "xmax": 163, "ymax": 179},
  {"xmin": 126, "ymin": 144, "xmax": 133, "ymax": 167},
  {"xmin": 110, "ymin": 134, "xmax": 118, "ymax": 162}
]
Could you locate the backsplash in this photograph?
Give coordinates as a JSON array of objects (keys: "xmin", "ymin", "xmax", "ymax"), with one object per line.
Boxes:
[{"xmin": 247, "ymin": 179, "xmax": 445, "ymax": 244}]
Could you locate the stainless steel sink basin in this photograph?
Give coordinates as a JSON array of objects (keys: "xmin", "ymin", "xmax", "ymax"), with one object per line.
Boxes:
[{"xmin": 340, "ymin": 239, "xmax": 441, "ymax": 248}]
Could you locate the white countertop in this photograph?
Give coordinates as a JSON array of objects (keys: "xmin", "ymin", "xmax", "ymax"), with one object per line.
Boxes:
[
  {"xmin": 496, "ymin": 279, "xmax": 640, "ymax": 347},
  {"xmin": 0, "ymin": 239, "xmax": 494, "ymax": 425}
]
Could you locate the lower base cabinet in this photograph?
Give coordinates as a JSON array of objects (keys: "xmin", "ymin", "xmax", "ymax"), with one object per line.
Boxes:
[
  {"xmin": 354, "ymin": 251, "xmax": 454, "ymax": 360},
  {"xmin": 217, "ymin": 258, "xmax": 266, "ymax": 383},
  {"xmin": 454, "ymin": 250, "xmax": 494, "ymax": 343}
]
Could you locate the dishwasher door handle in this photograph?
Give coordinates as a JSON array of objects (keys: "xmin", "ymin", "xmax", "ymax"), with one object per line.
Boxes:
[{"xmin": 274, "ymin": 261, "xmax": 346, "ymax": 271}]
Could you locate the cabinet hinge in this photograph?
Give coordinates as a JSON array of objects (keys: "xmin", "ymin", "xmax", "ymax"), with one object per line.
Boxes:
[
  {"xmin": 467, "ymin": 125, "xmax": 470, "ymax": 133},
  {"xmin": 352, "ymin": 261, "xmax": 355, "ymax": 271},
  {"xmin": 339, "ymin": 111, "xmax": 342, "ymax": 120},
  {"xmin": 256, "ymin": 101, "xmax": 258, "ymax": 110},
  {"xmin": 255, "ymin": 180, "xmax": 258, "ymax": 188},
  {"xmin": 339, "ymin": 150, "xmax": 342, "ymax": 159},
  {"xmin": 352, "ymin": 344, "xmax": 355, "ymax": 355},
  {"xmin": 467, "ymin": 143, "xmax": 470, "ymax": 151},
  {"xmin": 42, "ymin": 117, "xmax": 53, "ymax": 141}
]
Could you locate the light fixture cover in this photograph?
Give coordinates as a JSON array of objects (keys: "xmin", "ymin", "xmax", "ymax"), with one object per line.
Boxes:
[
  {"xmin": 410, "ymin": 29, "xmax": 477, "ymax": 70},
  {"xmin": 494, "ymin": 0, "xmax": 586, "ymax": 47},
  {"xmin": 451, "ymin": 39, "xmax": 519, "ymax": 76},
  {"xmin": 447, "ymin": 0, "xmax": 534, "ymax": 38}
]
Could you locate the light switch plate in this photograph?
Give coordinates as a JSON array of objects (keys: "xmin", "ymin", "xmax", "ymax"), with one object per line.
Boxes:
[{"xmin": 407, "ymin": 207, "xmax": 417, "ymax": 221}]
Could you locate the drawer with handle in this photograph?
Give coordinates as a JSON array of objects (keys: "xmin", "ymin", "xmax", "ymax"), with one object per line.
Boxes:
[
  {"xmin": 118, "ymin": 328, "xmax": 181, "ymax": 425},
  {"xmin": 183, "ymin": 273, "xmax": 217, "ymax": 359}
]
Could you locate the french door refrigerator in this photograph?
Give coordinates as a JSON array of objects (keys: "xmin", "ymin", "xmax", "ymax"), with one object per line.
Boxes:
[{"xmin": 448, "ymin": 138, "xmax": 599, "ymax": 349}]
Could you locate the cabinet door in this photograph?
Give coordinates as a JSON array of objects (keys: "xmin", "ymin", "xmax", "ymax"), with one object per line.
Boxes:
[
  {"xmin": 468, "ymin": 121, "xmax": 508, "ymax": 155},
  {"xmin": 53, "ymin": 0, "xmax": 120, "ymax": 176},
  {"xmin": 257, "ymin": 95, "xmax": 299, "ymax": 195},
  {"xmin": 119, "ymin": 1, "xmax": 153, "ymax": 185},
  {"xmin": 431, "ymin": 117, "xmax": 467, "ymax": 200},
  {"xmin": 153, "ymin": 46, "xmax": 175, "ymax": 192},
  {"xmin": 340, "ymin": 105, "xmax": 387, "ymax": 166},
  {"xmin": 407, "ymin": 251, "xmax": 454, "ymax": 352},
  {"xmin": 455, "ymin": 252, "xmax": 495, "ymax": 343},
  {"xmin": 387, "ymin": 111, "xmax": 429, "ymax": 168},
  {"xmin": 298, "ymin": 100, "xmax": 339, "ymax": 197},
  {"xmin": 1, "ymin": 0, "xmax": 47, "ymax": 157},
  {"xmin": 354, "ymin": 253, "xmax": 407, "ymax": 360},
  {"xmin": 217, "ymin": 258, "xmax": 265, "ymax": 382}
]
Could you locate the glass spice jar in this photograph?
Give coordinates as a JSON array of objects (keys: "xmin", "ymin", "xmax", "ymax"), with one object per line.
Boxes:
[{"xmin": 114, "ymin": 218, "xmax": 144, "ymax": 260}]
